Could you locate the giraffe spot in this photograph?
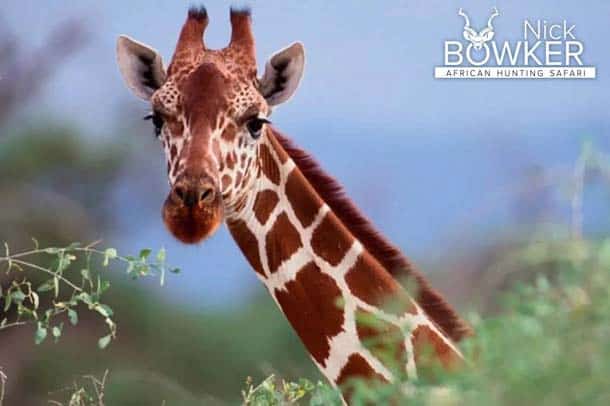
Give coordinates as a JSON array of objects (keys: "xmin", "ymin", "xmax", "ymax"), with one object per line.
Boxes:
[
  {"xmin": 222, "ymin": 123, "xmax": 237, "ymax": 141},
  {"xmin": 311, "ymin": 213, "xmax": 354, "ymax": 266},
  {"xmin": 285, "ymin": 168, "xmax": 323, "ymax": 228},
  {"xmin": 259, "ymin": 143, "xmax": 280, "ymax": 185},
  {"xmin": 227, "ymin": 154, "xmax": 236, "ymax": 170},
  {"xmin": 210, "ymin": 115, "xmax": 219, "ymax": 130},
  {"xmin": 411, "ymin": 324, "xmax": 460, "ymax": 372},
  {"xmin": 221, "ymin": 175, "xmax": 232, "ymax": 191},
  {"xmin": 234, "ymin": 171, "xmax": 243, "ymax": 188},
  {"xmin": 253, "ymin": 190, "xmax": 279, "ymax": 225},
  {"xmin": 227, "ymin": 219, "xmax": 264, "ymax": 277},
  {"xmin": 170, "ymin": 145, "xmax": 177, "ymax": 160},
  {"xmin": 336, "ymin": 353, "xmax": 387, "ymax": 401},
  {"xmin": 345, "ymin": 252, "xmax": 417, "ymax": 317},
  {"xmin": 265, "ymin": 212, "xmax": 302, "ymax": 273},
  {"xmin": 167, "ymin": 118, "xmax": 184, "ymax": 135},
  {"xmin": 355, "ymin": 307, "xmax": 406, "ymax": 374},
  {"xmin": 274, "ymin": 262, "xmax": 344, "ymax": 365}
]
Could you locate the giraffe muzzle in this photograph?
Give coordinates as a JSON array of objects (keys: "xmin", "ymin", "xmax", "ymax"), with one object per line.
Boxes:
[{"xmin": 162, "ymin": 175, "xmax": 223, "ymax": 244}]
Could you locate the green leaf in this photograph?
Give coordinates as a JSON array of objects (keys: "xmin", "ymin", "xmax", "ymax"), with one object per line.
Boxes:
[
  {"xmin": 100, "ymin": 280, "xmax": 110, "ymax": 293},
  {"xmin": 139, "ymin": 248, "xmax": 152, "ymax": 260},
  {"xmin": 157, "ymin": 248, "xmax": 167, "ymax": 264},
  {"xmin": 81, "ymin": 268, "xmax": 91, "ymax": 281},
  {"xmin": 68, "ymin": 309, "xmax": 78, "ymax": 326},
  {"xmin": 11, "ymin": 290, "xmax": 26, "ymax": 303},
  {"xmin": 98, "ymin": 334, "xmax": 112, "ymax": 349},
  {"xmin": 135, "ymin": 263, "xmax": 149, "ymax": 277},
  {"xmin": 76, "ymin": 292, "xmax": 92, "ymax": 305},
  {"xmin": 95, "ymin": 304, "xmax": 113, "ymax": 318},
  {"xmin": 103, "ymin": 248, "xmax": 117, "ymax": 266},
  {"xmin": 35, "ymin": 323, "xmax": 47, "ymax": 344},
  {"xmin": 36, "ymin": 280, "xmax": 55, "ymax": 293},
  {"xmin": 52, "ymin": 324, "xmax": 62, "ymax": 341},
  {"xmin": 156, "ymin": 247, "xmax": 166, "ymax": 263},
  {"xmin": 17, "ymin": 305, "xmax": 34, "ymax": 318},
  {"xmin": 170, "ymin": 267, "xmax": 181, "ymax": 274}
]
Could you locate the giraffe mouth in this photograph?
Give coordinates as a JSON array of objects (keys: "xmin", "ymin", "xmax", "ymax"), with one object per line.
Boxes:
[{"xmin": 162, "ymin": 189, "xmax": 224, "ymax": 244}]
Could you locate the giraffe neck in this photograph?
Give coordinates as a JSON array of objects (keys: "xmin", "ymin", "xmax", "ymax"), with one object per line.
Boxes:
[{"xmin": 226, "ymin": 129, "xmax": 462, "ymax": 395}]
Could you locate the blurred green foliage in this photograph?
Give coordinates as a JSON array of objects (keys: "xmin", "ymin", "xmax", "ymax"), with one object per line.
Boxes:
[{"xmin": 0, "ymin": 125, "xmax": 127, "ymax": 248}]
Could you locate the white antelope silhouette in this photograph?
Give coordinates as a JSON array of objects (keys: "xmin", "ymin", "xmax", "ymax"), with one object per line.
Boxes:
[{"xmin": 458, "ymin": 7, "xmax": 500, "ymax": 50}]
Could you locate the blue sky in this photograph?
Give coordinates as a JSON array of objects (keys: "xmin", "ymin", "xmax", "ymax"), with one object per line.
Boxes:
[
  {"xmin": 6, "ymin": 0, "xmax": 610, "ymax": 136},
  {"xmin": 5, "ymin": 1, "xmax": 610, "ymax": 308}
]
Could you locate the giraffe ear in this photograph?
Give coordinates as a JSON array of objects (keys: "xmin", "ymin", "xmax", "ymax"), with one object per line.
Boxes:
[
  {"xmin": 116, "ymin": 35, "xmax": 166, "ymax": 101},
  {"xmin": 260, "ymin": 42, "xmax": 305, "ymax": 106}
]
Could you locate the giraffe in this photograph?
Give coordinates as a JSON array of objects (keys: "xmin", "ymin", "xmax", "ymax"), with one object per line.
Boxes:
[{"xmin": 116, "ymin": 6, "xmax": 471, "ymax": 402}]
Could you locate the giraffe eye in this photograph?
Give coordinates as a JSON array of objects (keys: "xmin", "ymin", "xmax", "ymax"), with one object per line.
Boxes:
[
  {"xmin": 246, "ymin": 117, "xmax": 270, "ymax": 139},
  {"xmin": 144, "ymin": 111, "xmax": 164, "ymax": 138}
]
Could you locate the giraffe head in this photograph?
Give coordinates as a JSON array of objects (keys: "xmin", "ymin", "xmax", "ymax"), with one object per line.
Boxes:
[{"xmin": 116, "ymin": 7, "xmax": 305, "ymax": 243}]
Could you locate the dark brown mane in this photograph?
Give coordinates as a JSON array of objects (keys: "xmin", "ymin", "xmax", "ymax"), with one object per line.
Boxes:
[{"xmin": 271, "ymin": 129, "xmax": 472, "ymax": 342}]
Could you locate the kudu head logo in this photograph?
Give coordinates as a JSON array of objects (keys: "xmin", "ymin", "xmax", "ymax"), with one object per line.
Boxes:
[{"xmin": 458, "ymin": 7, "xmax": 500, "ymax": 50}]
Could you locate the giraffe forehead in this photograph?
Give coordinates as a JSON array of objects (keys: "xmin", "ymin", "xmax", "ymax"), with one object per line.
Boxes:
[
  {"xmin": 168, "ymin": 49, "xmax": 257, "ymax": 103},
  {"xmin": 154, "ymin": 48, "xmax": 265, "ymax": 122}
]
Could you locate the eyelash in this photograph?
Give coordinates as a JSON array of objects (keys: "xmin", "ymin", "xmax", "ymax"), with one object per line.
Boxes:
[
  {"xmin": 143, "ymin": 112, "xmax": 269, "ymax": 139},
  {"xmin": 143, "ymin": 111, "xmax": 164, "ymax": 137},
  {"xmin": 246, "ymin": 117, "xmax": 271, "ymax": 139}
]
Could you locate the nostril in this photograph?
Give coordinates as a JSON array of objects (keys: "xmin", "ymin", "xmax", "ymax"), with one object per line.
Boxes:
[
  {"xmin": 172, "ymin": 180, "xmax": 215, "ymax": 207},
  {"xmin": 199, "ymin": 187, "xmax": 215, "ymax": 204},
  {"xmin": 174, "ymin": 186, "xmax": 185, "ymax": 201}
]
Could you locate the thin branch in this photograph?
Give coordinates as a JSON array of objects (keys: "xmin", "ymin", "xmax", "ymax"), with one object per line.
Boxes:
[{"xmin": 7, "ymin": 259, "xmax": 82, "ymax": 292}]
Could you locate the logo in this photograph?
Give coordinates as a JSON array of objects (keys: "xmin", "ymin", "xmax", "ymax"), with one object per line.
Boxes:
[
  {"xmin": 458, "ymin": 7, "xmax": 499, "ymax": 51},
  {"xmin": 434, "ymin": 8, "xmax": 596, "ymax": 79}
]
